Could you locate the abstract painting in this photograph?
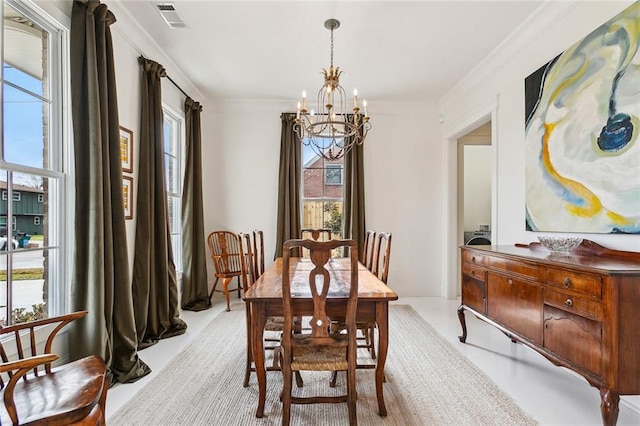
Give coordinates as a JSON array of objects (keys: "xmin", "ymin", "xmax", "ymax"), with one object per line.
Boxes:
[{"xmin": 525, "ymin": 2, "xmax": 639, "ymax": 234}]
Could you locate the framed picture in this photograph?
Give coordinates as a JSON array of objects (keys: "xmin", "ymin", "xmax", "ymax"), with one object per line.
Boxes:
[
  {"xmin": 119, "ymin": 126, "xmax": 133, "ymax": 173},
  {"xmin": 122, "ymin": 176, "xmax": 133, "ymax": 219},
  {"xmin": 524, "ymin": 3, "xmax": 640, "ymax": 234}
]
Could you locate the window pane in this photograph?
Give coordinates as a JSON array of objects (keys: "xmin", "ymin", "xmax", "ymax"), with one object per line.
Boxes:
[
  {"xmin": 3, "ymin": 3, "xmax": 48, "ymax": 94},
  {"xmin": 301, "ymin": 144, "xmax": 345, "ymax": 257},
  {"xmin": 10, "ymin": 172, "xmax": 48, "ymax": 245},
  {"xmin": 0, "ymin": 248, "xmax": 50, "ymax": 325},
  {"xmin": 165, "ymin": 153, "xmax": 179, "ymax": 194},
  {"xmin": 3, "ymin": 82, "xmax": 49, "ymax": 168}
]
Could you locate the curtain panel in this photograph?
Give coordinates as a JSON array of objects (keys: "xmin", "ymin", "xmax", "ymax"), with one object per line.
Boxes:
[
  {"xmin": 343, "ymin": 117, "xmax": 366, "ymax": 254},
  {"xmin": 181, "ymin": 98, "xmax": 210, "ymax": 311},
  {"xmin": 274, "ymin": 113, "xmax": 302, "ymax": 258},
  {"xmin": 132, "ymin": 57, "xmax": 187, "ymax": 349},
  {"xmin": 69, "ymin": 0, "xmax": 150, "ymax": 384}
]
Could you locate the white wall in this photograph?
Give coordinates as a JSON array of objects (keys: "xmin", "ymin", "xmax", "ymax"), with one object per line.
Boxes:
[
  {"xmin": 463, "ymin": 145, "xmax": 491, "ymax": 232},
  {"xmin": 440, "ymin": 0, "xmax": 639, "ymax": 254}
]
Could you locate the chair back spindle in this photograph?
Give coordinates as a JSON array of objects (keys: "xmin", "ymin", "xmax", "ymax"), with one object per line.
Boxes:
[
  {"xmin": 372, "ymin": 232, "xmax": 392, "ymax": 284},
  {"xmin": 362, "ymin": 230, "xmax": 376, "ymax": 271},
  {"xmin": 252, "ymin": 230, "xmax": 265, "ymax": 277}
]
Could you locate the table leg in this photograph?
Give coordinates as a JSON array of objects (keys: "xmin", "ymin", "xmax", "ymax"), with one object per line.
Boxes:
[
  {"xmin": 375, "ymin": 302, "xmax": 389, "ymax": 417},
  {"xmin": 251, "ymin": 302, "xmax": 267, "ymax": 418}
]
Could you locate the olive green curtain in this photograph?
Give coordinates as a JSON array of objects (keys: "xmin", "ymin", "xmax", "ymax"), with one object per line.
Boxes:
[
  {"xmin": 132, "ymin": 57, "xmax": 187, "ymax": 349},
  {"xmin": 69, "ymin": 0, "xmax": 150, "ymax": 384},
  {"xmin": 274, "ymin": 113, "xmax": 302, "ymax": 258},
  {"xmin": 181, "ymin": 98, "xmax": 210, "ymax": 311},
  {"xmin": 343, "ymin": 116, "xmax": 366, "ymax": 254}
]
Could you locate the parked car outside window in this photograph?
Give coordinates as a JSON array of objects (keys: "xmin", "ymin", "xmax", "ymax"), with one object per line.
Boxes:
[{"xmin": 0, "ymin": 237, "xmax": 18, "ymax": 251}]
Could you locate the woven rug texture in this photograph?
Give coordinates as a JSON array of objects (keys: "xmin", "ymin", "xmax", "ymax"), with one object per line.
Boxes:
[{"xmin": 109, "ymin": 304, "xmax": 537, "ymax": 425}]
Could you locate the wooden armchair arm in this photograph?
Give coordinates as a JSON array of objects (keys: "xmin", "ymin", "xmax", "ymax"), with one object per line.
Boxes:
[
  {"xmin": 0, "ymin": 311, "xmax": 88, "ymax": 374},
  {"xmin": 1, "ymin": 353, "xmax": 59, "ymax": 425}
]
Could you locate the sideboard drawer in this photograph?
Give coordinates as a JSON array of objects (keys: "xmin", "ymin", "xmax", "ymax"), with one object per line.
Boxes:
[
  {"xmin": 545, "ymin": 268, "xmax": 602, "ymax": 299},
  {"xmin": 544, "ymin": 289, "xmax": 603, "ymax": 321},
  {"xmin": 487, "ymin": 256, "xmax": 539, "ymax": 280},
  {"xmin": 462, "ymin": 250, "xmax": 486, "ymax": 267},
  {"xmin": 462, "ymin": 263, "xmax": 486, "ymax": 282}
]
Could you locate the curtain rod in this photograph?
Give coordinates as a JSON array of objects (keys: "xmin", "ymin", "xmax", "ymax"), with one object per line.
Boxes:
[
  {"xmin": 139, "ymin": 55, "xmax": 190, "ymax": 99},
  {"xmin": 166, "ymin": 75, "xmax": 189, "ymax": 99}
]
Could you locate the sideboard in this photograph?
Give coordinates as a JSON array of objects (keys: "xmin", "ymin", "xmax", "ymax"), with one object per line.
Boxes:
[{"xmin": 457, "ymin": 240, "xmax": 640, "ymax": 426}]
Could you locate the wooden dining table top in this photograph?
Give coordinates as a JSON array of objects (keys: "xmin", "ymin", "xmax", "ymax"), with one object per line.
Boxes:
[{"xmin": 243, "ymin": 257, "xmax": 399, "ymax": 302}]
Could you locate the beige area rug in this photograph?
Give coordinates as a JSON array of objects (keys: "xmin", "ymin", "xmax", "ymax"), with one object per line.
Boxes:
[{"xmin": 109, "ymin": 304, "xmax": 537, "ymax": 425}]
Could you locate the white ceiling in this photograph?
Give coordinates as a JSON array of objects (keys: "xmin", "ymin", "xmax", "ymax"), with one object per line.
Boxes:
[{"xmin": 116, "ymin": 1, "xmax": 544, "ymax": 104}]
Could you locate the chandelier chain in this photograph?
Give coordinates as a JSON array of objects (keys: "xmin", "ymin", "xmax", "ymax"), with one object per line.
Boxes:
[{"xmin": 330, "ymin": 25, "xmax": 334, "ymax": 68}]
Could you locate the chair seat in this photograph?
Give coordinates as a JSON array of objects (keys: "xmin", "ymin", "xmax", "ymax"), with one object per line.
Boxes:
[
  {"xmin": 290, "ymin": 334, "xmax": 349, "ymax": 371},
  {"xmin": 265, "ymin": 316, "xmax": 285, "ymax": 331},
  {"xmin": 1, "ymin": 355, "xmax": 107, "ymax": 425}
]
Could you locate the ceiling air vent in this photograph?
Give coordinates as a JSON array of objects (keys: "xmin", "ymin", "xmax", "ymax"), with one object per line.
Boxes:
[{"xmin": 154, "ymin": 3, "xmax": 187, "ymax": 29}]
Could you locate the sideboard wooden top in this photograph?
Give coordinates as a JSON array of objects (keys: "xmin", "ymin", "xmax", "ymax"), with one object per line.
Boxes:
[{"xmin": 461, "ymin": 239, "xmax": 640, "ymax": 273}]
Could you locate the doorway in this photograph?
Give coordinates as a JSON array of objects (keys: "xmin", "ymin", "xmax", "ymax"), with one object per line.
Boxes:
[
  {"xmin": 442, "ymin": 105, "xmax": 497, "ymax": 299},
  {"xmin": 460, "ymin": 122, "xmax": 492, "ymax": 248}
]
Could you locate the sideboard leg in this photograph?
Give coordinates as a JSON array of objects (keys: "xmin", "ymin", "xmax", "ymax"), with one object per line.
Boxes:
[
  {"xmin": 457, "ymin": 305, "xmax": 467, "ymax": 343},
  {"xmin": 600, "ymin": 387, "xmax": 619, "ymax": 426}
]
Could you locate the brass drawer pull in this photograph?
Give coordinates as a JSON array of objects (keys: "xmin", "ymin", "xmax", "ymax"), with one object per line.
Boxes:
[
  {"xmin": 565, "ymin": 298, "xmax": 573, "ymax": 308},
  {"xmin": 471, "ymin": 256, "xmax": 477, "ymax": 264},
  {"xmin": 564, "ymin": 277, "xmax": 572, "ymax": 288},
  {"xmin": 507, "ymin": 279, "xmax": 513, "ymax": 285}
]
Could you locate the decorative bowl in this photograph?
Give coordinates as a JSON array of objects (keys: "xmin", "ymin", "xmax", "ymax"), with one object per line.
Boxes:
[{"xmin": 537, "ymin": 236, "xmax": 583, "ymax": 253}]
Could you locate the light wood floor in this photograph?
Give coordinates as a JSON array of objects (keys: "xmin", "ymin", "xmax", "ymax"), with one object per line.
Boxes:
[{"xmin": 106, "ymin": 296, "xmax": 640, "ymax": 425}]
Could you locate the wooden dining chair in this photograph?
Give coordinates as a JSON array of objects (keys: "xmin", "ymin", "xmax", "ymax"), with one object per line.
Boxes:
[
  {"xmin": 0, "ymin": 311, "xmax": 108, "ymax": 425},
  {"xmin": 362, "ymin": 231, "xmax": 393, "ymax": 358},
  {"xmin": 207, "ymin": 230, "xmax": 243, "ymax": 311},
  {"xmin": 239, "ymin": 233, "xmax": 303, "ymax": 388},
  {"xmin": 252, "ymin": 229, "xmax": 265, "ymax": 278},
  {"xmin": 280, "ymin": 238, "xmax": 359, "ymax": 426},
  {"xmin": 332, "ymin": 231, "xmax": 392, "ymax": 370},
  {"xmin": 362, "ymin": 229, "xmax": 376, "ymax": 271}
]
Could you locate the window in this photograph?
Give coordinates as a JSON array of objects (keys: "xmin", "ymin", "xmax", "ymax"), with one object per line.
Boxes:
[
  {"xmin": 0, "ymin": 190, "xmax": 16, "ymax": 201},
  {"xmin": 163, "ymin": 106, "xmax": 183, "ymax": 273},
  {"xmin": 325, "ymin": 165, "xmax": 343, "ymax": 185},
  {"xmin": 301, "ymin": 143, "xmax": 344, "ymax": 251},
  {"xmin": 1, "ymin": 1, "xmax": 68, "ymax": 325}
]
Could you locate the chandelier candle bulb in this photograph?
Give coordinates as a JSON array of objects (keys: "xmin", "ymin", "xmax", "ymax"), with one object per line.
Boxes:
[
  {"xmin": 353, "ymin": 89, "xmax": 358, "ymax": 107},
  {"xmin": 363, "ymin": 99, "xmax": 368, "ymax": 117},
  {"xmin": 302, "ymin": 91, "xmax": 307, "ymax": 110}
]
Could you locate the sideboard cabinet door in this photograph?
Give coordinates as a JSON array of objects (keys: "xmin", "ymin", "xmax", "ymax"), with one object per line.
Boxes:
[
  {"xmin": 543, "ymin": 304, "xmax": 603, "ymax": 377},
  {"xmin": 487, "ymin": 272, "xmax": 543, "ymax": 344}
]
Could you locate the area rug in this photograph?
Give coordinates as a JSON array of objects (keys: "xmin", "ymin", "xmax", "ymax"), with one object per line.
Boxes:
[{"xmin": 109, "ymin": 304, "xmax": 537, "ymax": 425}]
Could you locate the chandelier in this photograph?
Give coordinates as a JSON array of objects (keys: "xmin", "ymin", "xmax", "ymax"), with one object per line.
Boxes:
[{"xmin": 294, "ymin": 18, "xmax": 371, "ymax": 161}]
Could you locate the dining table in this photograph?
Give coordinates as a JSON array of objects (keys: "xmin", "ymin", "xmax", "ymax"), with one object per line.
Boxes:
[{"xmin": 243, "ymin": 256, "xmax": 399, "ymax": 418}]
